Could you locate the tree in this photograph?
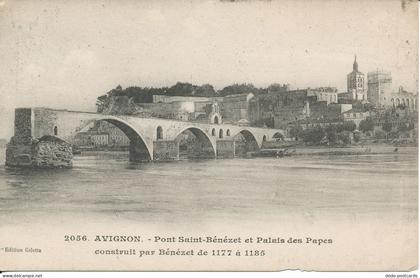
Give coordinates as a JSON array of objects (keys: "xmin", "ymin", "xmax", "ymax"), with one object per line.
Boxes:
[
  {"xmin": 335, "ymin": 123, "xmax": 344, "ymax": 133},
  {"xmin": 194, "ymin": 84, "xmax": 217, "ymax": 97},
  {"xmin": 382, "ymin": 120, "xmax": 393, "ymax": 140},
  {"xmin": 338, "ymin": 131, "xmax": 352, "ymax": 145},
  {"xmin": 408, "ymin": 122, "xmax": 415, "ymax": 130},
  {"xmin": 397, "ymin": 122, "xmax": 409, "ymax": 133},
  {"xmin": 267, "ymin": 83, "xmax": 288, "ymax": 93},
  {"xmin": 301, "ymin": 126, "xmax": 325, "ymax": 144},
  {"xmin": 325, "ymin": 125, "xmax": 338, "ymax": 144},
  {"xmin": 359, "ymin": 118, "xmax": 375, "ymax": 134},
  {"xmin": 382, "ymin": 121, "xmax": 393, "ymax": 133},
  {"xmin": 218, "ymin": 83, "xmax": 261, "ymax": 96},
  {"xmin": 167, "ymin": 82, "xmax": 195, "ymax": 96},
  {"xmin": 374, "ymin": 130, "xmax": 386, "ymax": 140},
  {"xmin": 289, "ymin": 125, "xmax": 303, "ymax": 141},
  {"xmin": 353, "ymin": 131, "xmax": 361, "ymax": 143}
]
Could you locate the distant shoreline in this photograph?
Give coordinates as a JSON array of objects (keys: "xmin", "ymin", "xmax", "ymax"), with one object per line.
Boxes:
[{"xmin": 286, "ymin": 144, "xmax": 418, "ymax": 156}]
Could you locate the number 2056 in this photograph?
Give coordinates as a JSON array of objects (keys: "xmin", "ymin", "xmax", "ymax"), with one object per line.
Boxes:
[{"xmin": 64, "ymin": 235, "xmax": 88, "ymax": 242}]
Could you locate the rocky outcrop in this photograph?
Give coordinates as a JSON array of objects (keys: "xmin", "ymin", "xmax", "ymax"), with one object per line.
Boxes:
[{"xmin": 101, "ymin": 96, "xmax": 137, "ymax": 115}]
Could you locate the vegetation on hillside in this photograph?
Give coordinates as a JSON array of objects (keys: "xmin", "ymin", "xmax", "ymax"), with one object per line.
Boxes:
[{"xmin": 96, "ymin": 82, "xmax": 269, "ymax": 112}]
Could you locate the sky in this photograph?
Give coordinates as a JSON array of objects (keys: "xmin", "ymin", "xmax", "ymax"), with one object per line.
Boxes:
[{"xmin": 0, "ymin": 0, "xmax": 418, "ymax": 139}]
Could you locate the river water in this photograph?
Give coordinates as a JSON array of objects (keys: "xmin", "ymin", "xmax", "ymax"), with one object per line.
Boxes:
[
  {"xmin": 0, "ymin": 146, "xmax": 417, "ymax": 224},
  {"xmin": 0, "ymin": 146, "xmax": 417, "ymax": 270}
]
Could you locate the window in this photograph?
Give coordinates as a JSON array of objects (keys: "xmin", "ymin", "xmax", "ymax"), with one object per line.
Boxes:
[
  {"xmin": 219, "ymin": 129, "xmax": 223, "ymax": 139},
  {"xmin": 54, "ymin": 126, "xmax": 58, "ymax": 136},
  {"xmin": 157, "ymin": 126, "xmax": 163, "ymax": 140},
  {"xmin": 214, "ymin": 116, "xmax": 219, "ymax": 124}
]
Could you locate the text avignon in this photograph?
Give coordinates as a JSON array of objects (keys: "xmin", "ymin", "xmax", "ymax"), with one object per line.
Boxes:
[{"xmin": 94, "ymin": 235, "xmax": 142, "ymax": 242}]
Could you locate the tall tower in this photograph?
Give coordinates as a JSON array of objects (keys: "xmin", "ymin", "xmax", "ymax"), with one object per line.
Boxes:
[
  {"xmin": 367, "ymin": 70, "xmax": 392, "ymax": 108},
  {"xmin": 347, "ymin": 56, "xmax": 366, "ymax": 100}
]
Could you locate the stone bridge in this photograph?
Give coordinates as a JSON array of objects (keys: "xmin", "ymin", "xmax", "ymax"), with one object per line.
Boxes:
[{"xmin": 8, "ymin": 107, "xmax": 285, "ymax": 163}]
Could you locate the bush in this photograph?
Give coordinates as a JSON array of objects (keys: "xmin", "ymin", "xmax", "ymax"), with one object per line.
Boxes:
[
  {"xmin": 353, "ymin": 131, "xmax": 361, "ymax": 143},
  {"xmin": 382, "ymin": 121, "xmax": 393, "ymax": 133},
  {"xmin": 301, "ymin": 126, "xmax": 325, "ymax": 144},
  {"xmin": 338, "ymin": 131, "xmax": 351, "ymax": 145},
  {"xmin": 289, "ymin": 125, "xmax": 303, "ymax": 141},
  {"xmin": 359, "ymin": 118, "xmax": 375, "ymax": 133},
  {"xmin": 342, "ymin": 121, "xmax": 356, "ymax": 132},
  {"xmin": 374, "ymin": 130, "xmax": 386, "ymax": 140},
  {"xmin": 325, "ymin": 125, "xmax": 338, "ymax": 144}
]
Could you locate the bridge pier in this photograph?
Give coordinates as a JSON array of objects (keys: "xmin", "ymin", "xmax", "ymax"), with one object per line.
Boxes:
[
  {"xmin": 153, "ymin": 140, "xmax": 179, "ymax": 161},
  {"xmin": 187, "ymin": 140, "xmax": 215, "ymax": 159},
  {"xmin": 234, "ymin": 140, "xmax": 259, "ymax": 157},
  {"xmin": 216, "ymin": 140, "xmax": 236, "ymax": 159}
]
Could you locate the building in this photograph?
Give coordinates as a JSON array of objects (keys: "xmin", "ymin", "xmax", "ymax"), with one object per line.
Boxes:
[
  {"xmin": 370, "ymin": 107, "xmax": 418, "ymax": 140},
  {"xmin": 130, "ymin": 95, "xmax": 227, "ymax": 124},
  {"xmin": 73, "ymin": 131, "xmax": 92, "ymax": 146},
  {"xmin": 345, "ymin": 56, "xmax": 366, "ymax": 101},
  {"xmin": 152, "ymin": 95, "xmax": 219, "ymax": 103},
  {"xmin": 367, "ymin": 70, "xmax": 392, "ymax": 108},
  {"xmin": 249, "ymin": 88, "xmax": 345, "ymax": 129},
  {"xmin": 267, "ymin": 83, "xmax": 290, "ymax": 94},
  {"xmin": 133, "ymin": 101, "xmax": 202, "ymax": 121},
  {"xmin": 342, "ymin": 109, "xmax": 370, "ymax": 128},
  {"xmin": 390, "ymin": 86, "xmax": 418, "ymax": 111},
  {"xmin": 307, "ymin": 87, "xmax": 338, "ymax": 105},
  {"xmin": 220, "ymin": 93, "xmax": 255, "ymax": 124},
  {"xmin": 249, "ymin": 90, "xmax": 319, "ymax": 129},
  {"xmin": 73, "ymin": 121, "xmax": 130, "ymax": 149},
  {"xmin": 90, "ymin": 132, "xmax": 109, "ymax": 147},
  {"xmin": 326, "ymin": 103, "xmax": 353, "ymax": 119},
  {"xmin": 97, "ymin": 121, "xmax": 130, "ymax": 147},
  {"xmin": 291, "ymin": 118, "xmax": 345, "ymax": 130}
]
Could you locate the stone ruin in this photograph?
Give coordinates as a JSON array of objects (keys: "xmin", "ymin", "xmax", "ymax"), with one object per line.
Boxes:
[{"xmin": 6, "ymin": 135, "xmax": 73, "ymax": 168}]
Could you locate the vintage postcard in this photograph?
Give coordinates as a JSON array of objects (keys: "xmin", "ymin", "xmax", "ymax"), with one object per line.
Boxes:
[{"xmin": 0, "ymin": 0, "xmax": 418, "ymax": 272}]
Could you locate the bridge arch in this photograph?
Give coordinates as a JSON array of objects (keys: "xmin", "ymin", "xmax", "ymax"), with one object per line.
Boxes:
[
  {"xmin": 73, "ymin": 116, "xmax": 153, "ymax": 161},
  {"xmin": 101, "ymin": 118, "xmax": 153, "ymax": 161},
  {"xmin": 174, "ymin": 126, "xmax": 216, "ymax": 159},
  {"xmin": 233, "ymin": 129, "xmax": 258, "ymax": 143},
  {"xmin": 273, "ymin": 132, "xmax": 284, "ymax": 141},
  {"xmin": 232, "ymin": 129, "xmax": 259, "ymax": 157}
]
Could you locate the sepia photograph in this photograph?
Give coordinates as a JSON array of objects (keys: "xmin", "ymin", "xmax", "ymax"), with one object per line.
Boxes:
[{"xmin": 0, "ymin": 0, "xmax": 418, "ymax": 273}]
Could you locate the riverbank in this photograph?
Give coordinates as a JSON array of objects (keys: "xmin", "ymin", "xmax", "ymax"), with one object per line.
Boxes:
[{"xmin": 283, "ymin": 144, "xmax": 417, "ymax": 156}]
